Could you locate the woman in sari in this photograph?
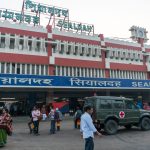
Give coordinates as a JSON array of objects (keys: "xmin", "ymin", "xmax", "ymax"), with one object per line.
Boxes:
[{"xmin": 0, "ymin": 108, "xmax": 12, "ymax": 147}]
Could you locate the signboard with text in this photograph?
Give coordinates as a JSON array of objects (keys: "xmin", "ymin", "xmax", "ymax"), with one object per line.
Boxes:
[
  {"xmin": 0, "ymin": 0, "xmax": 94, "ymax": 35},
  {"xmin": 0, "ymin": 74, "xmax": 150, "ymax": 89}
]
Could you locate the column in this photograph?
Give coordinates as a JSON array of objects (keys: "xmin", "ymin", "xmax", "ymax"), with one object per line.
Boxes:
[
  {"xmin": 24, "ymin": 64, "xmax": 27, "ymax": 74},
  {"xmin": 64, "ymin": 67, "xmax": 66, "ymax": 76},
  {"xmin": 24, "ymin": 36, "xmax": 28, "ymax": 51},
  {"xmin": 30, "ymin": 64, "xmax": 32, "ymax": 75},
  {"xmin": 43, "ymin": 65, "xmax": 46, "ymax": 75},
  {"xmin": 60, "ymin": 66, "xmax": 62, "ymax": 76},
  {"xmin": 5, "ymin": 34, "xmax": 10, "ymax": 49},
  {"xmin": 0, "ymin": 62, "xmax": 1, "ymax": 73},
  {"xmin": 39, "ymin": 65, "xmax": 41, "ymax": 75},
  {"xmin": 15, "ymin": 35, "xmax": 19, "ymax": 50},
  {"xmin": 127, "ymin": 71, "xmax": 129, "ymax": 79},
  {"xmin": 113, "ymin": 70, "xmax": 115, "ymax": 78},
  {"xmin": 15, "ymin": 63, "xmax": 17, "ymax": 74},
  {"xmin": 4, "ymin": 62, "xmax": 6, "ymax": 74},
  {"xmin": 79, "ymin": 68, "xmax": 82, "ymax": 77},
  {"xmin": 68, "ymin": 67, "xmax": 70, "ymax": 76},
  {"xmin": 31, "ymin": 37, "xmax": 36, "ymax": 51},
  {"xmin": 97, "ymin": 69, "xmax": 100, "ymax": 78},
  {"xmin": 20, "ymin": 64, "xmax": 22, "ymax": 74},
  {"xmin": 83, "ymin": 68, "xmax": 85, "ymax": 77},
  {"xmin": 35, "ymin": 65, "xmax": 37, "ymax": 75}
]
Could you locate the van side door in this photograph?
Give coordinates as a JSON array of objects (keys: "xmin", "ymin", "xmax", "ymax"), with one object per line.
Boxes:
[
  {"xmin": 112, "ymin": 99, "xmax": 126, "ymax": 124},
  {"xmin": 125, "ymin": 100, "xmax": 140, "ymax": 123}
]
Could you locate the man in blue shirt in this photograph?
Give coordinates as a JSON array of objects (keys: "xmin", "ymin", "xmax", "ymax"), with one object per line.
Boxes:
[{"xmin": 80, "ymin": 105, "xmax": 102, "ymax": 150}]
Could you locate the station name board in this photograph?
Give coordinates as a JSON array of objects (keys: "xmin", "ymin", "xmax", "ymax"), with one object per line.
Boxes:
[
  {"xmin": 57, "ymin": 20, "xmax": 93, "ymax": 32},
  {"xmin": 0, "ymin": 74, "xmax": 150, "ymax": 89},
  {"xmin": 0, "ymin": 9, "xmax": 39, "ymax": 24},
  {"xmin": 25, "ymin": 0, "xmax": 69, "ymax": 17}
]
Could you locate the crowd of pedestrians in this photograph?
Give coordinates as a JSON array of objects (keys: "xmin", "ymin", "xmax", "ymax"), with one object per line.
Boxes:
[
  {"xmin": 0, "ymin": 103, "xmax": 102, "ymax": 150},
  {"xmin": 28, "ymin": 105, "xmax": 63, "ymax": 136}
]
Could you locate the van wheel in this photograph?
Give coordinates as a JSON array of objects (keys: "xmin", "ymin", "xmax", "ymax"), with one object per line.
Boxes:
[
  {"xmin": 140, "ymin": 117, "xmax": 150, "ymax": 131},
  {"xmin": 124, "ymin": 124, "xmax": 132, "ymax": 129},
  {"xmin": 104, "ymin": 120, "xmax": 118, "ymax": 135}
]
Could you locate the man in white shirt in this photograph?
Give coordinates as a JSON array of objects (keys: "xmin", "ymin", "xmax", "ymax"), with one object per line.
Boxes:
[{"xmin": 80, "ymin": 105, "xmax": 102, "ymax": 150}]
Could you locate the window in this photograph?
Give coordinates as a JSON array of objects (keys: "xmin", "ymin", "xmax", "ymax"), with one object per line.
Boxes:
[
  {"xmin": 57, "ymin": 66, "xmax": 60, "ymax": 76},
  {"xmin": 125, "ymin": 101, "xmax": 136, "ymax": 109},
  {"xmin": 70, "ymin": 67, "xmax": 72, "ymax": 76},
  {"xmin": 12, "ymin": 63, "xmax": 15, "ymax": 74},
  {"xmin": 80, "ymin": 47, "xmax": 85, "ymax": 56},
  {"xmin": 41, "ymin": 65, "xmax": 44, "ymax": 75},
  {"xmin": 85, "ymin": 68, "xmax": 87, "ymax": 77},
  {"xmin": 45, "ymin": 66, "xmax": 48, "ymax": 75},
  {"xmin": 94, "ymin": 48, "xmax": 97, "ymax": 57},
  {"xmin": 28, "ymin": 40, "xmax": 32, "ymax": 51},
  {"xmin": 95, "ymin": 69, "xmax": 98, "ymax": 77},
  {"xmin": 74, "ymin": 46, "xmax": 78, "ymax": 55},
  {"xmin": 0, "ymin": 37, "xmax": 5, "ymax": 48},
  {"xmin": 36, "ymin": 65, "xmax": 39, "ymax": 74},
  {"xmin": 36, "ymin": 42, "xmax": 40, "ymax": 52},
  {"xmin": 89, "ymin": 68, "xmax": 91, "ymax": 77},
  {"xmin": 66, "ymin": 67, "xmax": 68, "ymax": 76},
  {"xmin": 67, "ymin": 45, "xmax": 72, "ymax": 55},
  {"xmin": 1, "ymin": 62, "xmax": 5, "ymax": 73},
  {"xmin": 87, "ymin": 48, "xmax": 91, "ymax": 56},
  {"xmin": 27, "ymin": 64, "xmax": 30, "ymax": 74},
  {"xmin": 6, "ymin": 63, "xmax": 10, "ymax": 74},
  {"xmin": 9, "ymin": 39, "xmax": 15, "ymax": 49},
  {"xmin": 92, "ymin": 48, "xmax": 97, "ymax": 57},
  {"xmin": 100, "ymin": 100, "xmax": 112, "ymax": 109},
  {"xmin": 60, "ymin": 44, "xmax": 64, "ymax": 54},
  {"xmin": 113, "ymin": 100, "xmax": 124, "ymax": 109},
  {"xmin": 77, "ymin": 67, "xmax": 80, "ymax": 76},
  {"xmin": 22, "ymin": 64, "xmax": 25, "ymax": 74},
  {"xmin": 19, "ymin": 39, "xmax": 24, "ymax": 50},
  {"xmin": 62, "ymin": 66, "xmax": 64, "ymax": 76},
  {"xmin": 52, "ymin": 45, "xmax": 57, "ymax": 53},
  {"xmin": 17, "ymin": 64, "xmax": 20, "ymax": 74},
  {"xmin": 45, "ymin": 43, "xmax": 48, "ymax": 52},
  {"xmin": 92, "ymin": 68, "xmax": 94, "ymax": 77},
  {"xmin": 32, "ymin": 64, "xmax": 35, "ymax": 74}
]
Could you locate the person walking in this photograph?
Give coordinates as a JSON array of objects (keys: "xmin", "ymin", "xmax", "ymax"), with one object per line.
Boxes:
[
  {"xmin": 74, "ymin": 106, "xmax": 82, "ymax": 129},
  {"xmin": 28, "ymin": 108, "xmax": 34, "ymax": 134},
  {"xmin": 49, "ymin": 106, "xmax": 56, "ymax": 134},
  {"xmin": 0, "ymin": 108, "xmax": 13, "ymax": 147},
  {"xmin": 32, "ymin": 106, "xmax": 40, "ymax": 136},
  {"xmin": 55, "ymin": 108, "xmax": 63, "ymax": 131},
  {"xmin": 41, "ymin": 105, "xmax": 47, "ymax": 121},
  {"xmin": 80, "ymin": 105, "xmax": 102, "ymax": 150}
]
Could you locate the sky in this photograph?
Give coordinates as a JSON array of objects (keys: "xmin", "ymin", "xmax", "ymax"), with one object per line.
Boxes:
[{"xmin": 0, "ymin": 0, "xmax": 150, "ymax": 42}]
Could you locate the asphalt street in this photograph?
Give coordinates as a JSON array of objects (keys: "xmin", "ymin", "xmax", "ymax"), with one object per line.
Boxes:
[{"xmin": 2, "ymin": 117, "xmax": 150, "ymax": 150}]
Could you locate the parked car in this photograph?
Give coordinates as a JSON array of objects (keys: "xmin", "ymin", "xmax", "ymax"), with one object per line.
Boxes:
[{"xmin": 84, "ymin": 96, "xmax": 150, "ymax": 135}]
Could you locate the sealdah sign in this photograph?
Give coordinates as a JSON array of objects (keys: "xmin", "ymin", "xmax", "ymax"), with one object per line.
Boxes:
[
  {"xmin": 132, "ymin": 81, "xmax": 150, "ymax": 88},
  {"xmin": 57, "ymin": 20, "xmax": 93, "ymax": 32}
]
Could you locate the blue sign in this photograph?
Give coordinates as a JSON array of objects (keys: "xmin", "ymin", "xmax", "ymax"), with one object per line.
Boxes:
[{"xmin": 0, "ymin": 74, "xmax": 150, "ymax": 89}]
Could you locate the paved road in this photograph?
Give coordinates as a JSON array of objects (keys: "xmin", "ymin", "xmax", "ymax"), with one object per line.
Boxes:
[{"xmin": 2, "ymin": 118, "xmax": 150, "ymax": 150}]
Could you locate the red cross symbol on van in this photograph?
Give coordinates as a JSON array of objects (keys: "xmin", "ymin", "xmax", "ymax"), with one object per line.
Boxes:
[{"xmin": 119, "ymin": 111, "xmax": 125, "ymax": 119}]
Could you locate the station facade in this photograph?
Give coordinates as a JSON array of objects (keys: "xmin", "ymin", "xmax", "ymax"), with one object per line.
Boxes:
[{"xmin": 0, "ymin": 0, "xmax": 150, "ymax": 114}]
